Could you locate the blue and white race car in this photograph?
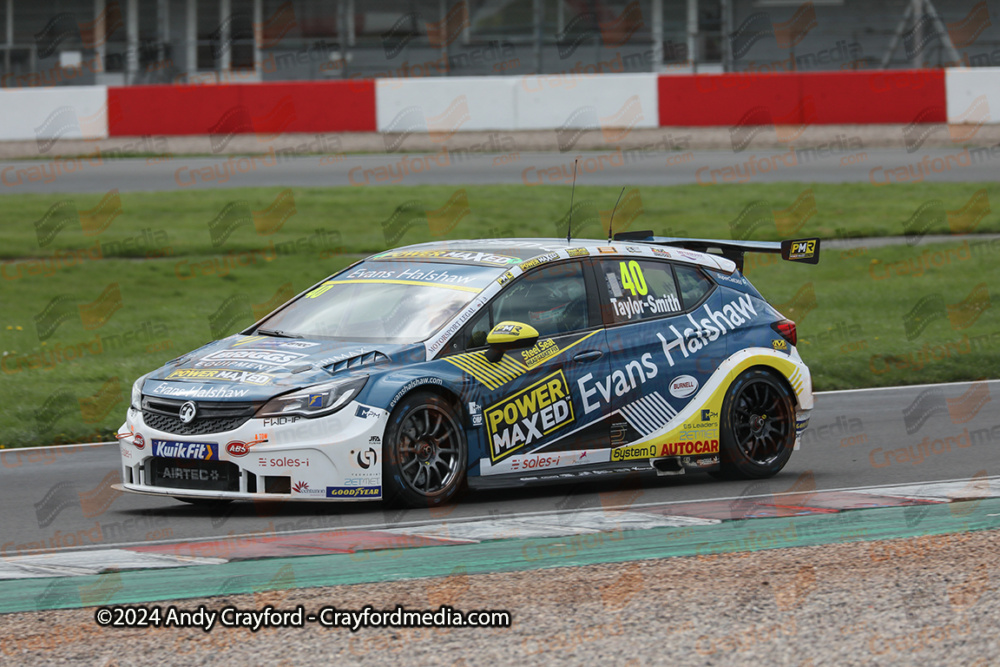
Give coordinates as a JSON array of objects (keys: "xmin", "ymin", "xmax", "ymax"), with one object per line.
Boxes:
[{"xmin": 115, "ymin": 234, "xmax": 820, "ymax": 508}]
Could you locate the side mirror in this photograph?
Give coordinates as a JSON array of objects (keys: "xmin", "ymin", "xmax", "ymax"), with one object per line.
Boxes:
[{"xmin": 485, "ymin": 321, "xmax": 539, "ymax": 363}]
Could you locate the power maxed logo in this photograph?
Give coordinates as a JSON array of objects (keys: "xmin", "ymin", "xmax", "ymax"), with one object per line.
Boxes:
[{"xmin": 486, "ymin": 370, "xmax": 575, "ymax": 462}]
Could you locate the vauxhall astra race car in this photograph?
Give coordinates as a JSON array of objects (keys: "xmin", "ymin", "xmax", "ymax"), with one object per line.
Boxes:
[{"xmin": 114, "ymin": 234, "xmax": 820, "ymax": 508}]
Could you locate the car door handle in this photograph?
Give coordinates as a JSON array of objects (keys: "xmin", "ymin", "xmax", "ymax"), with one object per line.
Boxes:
[
  {"xmin": 685, "ymin": 330, "xmax": 706, "ymax": 340},
  {"xmin": 574, "ymin": 350, "xmax": 603, "ymax": 362}
]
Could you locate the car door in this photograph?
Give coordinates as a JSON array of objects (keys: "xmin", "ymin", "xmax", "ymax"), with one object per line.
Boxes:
[
  {"xmin": 442, "ymin": 258, "xmax": 612, "ymax": 477},
  {"xmin": 594, "ymin": 257, "xmax": 717, "ymax": 461}
]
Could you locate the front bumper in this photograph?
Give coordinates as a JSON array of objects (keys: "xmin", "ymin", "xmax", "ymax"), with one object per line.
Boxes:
[{"xmin": 116, "ymin": 400, "xmax": 388, "ymax": 502}]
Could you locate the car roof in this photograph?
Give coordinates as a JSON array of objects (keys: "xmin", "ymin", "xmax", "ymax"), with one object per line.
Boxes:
[{"xmin": 372, "ymin": 238, "xmax": 738, "ymax": 273}]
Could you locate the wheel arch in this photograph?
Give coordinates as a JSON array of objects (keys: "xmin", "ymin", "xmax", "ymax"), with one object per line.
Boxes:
[{"xmin": 742, "ymin": 362, "xmax": 799, "ymax": 408}]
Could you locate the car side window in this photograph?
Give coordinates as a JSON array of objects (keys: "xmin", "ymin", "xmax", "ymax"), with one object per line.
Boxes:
[
  {"xmin": 466, "ymin": 310, "xmax": 492, "ymax": 349},
  {"xmin": 597, "ymin": 259, "xmax": 682, "ymax": 324},
  {"xmin": 491, "ymin": 261, "xmax": 589, "ymax": 337},
  {"xmin": 674, "ymin": 264, "xmax": 715, "ymax": 309},
  {"xmin": 444, "ymin": 260, "xmax": 590, "ymax": 355}
]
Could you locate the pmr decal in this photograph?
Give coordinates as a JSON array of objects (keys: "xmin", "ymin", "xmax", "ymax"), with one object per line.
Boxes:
[
  {"xmin": 485, "ymin": 370, "xmax": 574, "ymax": 463},
  {"xmin": 669, "ymin": 375, "xmax": 699, "ymax": 398},
  {"xmin": 785, "ymin": 238, "xmax": 818, "ymax": 261},
  {"xmin": 151, "ymin": 440, "xmax": 219, "ymax": 460}
]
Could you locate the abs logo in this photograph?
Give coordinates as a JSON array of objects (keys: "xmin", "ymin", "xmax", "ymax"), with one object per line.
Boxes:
[
  {"xmin": 226, "ymin": 441, "xmax": 250, "ymax": 457},
  {"xmin": 355, "ymin": 447, "xmax": 378, "ymax": 469}
]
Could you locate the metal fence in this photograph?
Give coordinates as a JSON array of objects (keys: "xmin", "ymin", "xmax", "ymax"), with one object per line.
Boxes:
[{"xmin": 2, "ymin": 0, "xmax": 998, "ymax": 87}]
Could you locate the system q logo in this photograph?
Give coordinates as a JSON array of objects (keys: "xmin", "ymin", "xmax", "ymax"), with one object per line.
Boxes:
[
  {"xmin": 226, "ymin": 441, "xmax": 250, "ymax": 457},
  {"xmin": 669, "ymin": 375, "xmax": 699, "ymax": 398},
  {"xmin": 133, "ymin": 433, "xmax": 145, "ymax": 449}
]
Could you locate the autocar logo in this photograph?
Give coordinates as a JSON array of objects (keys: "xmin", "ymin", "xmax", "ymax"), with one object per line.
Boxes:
[
  {"xmin": 669, "ymin": 375, "xmax": 699, "ymax": 398},
  {"xmin": 356, "ymin": 447, "xmax": 377, "ymax": 469},
  {"xmin": 178, "ymin": 401, "xmax": 197, "ymax": 424},
  {"xmin": 226, "ymin": 441, "xmax": 250, "ymax": 457},
  {"xmin": 133, "ymin": 433, "xmax": 145, "ymax": 449}
]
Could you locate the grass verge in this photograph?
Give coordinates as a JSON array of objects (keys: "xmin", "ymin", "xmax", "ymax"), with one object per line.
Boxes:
[{"xmin": 1, "ymin": 183, "xmax": 997, "ymax": 447}]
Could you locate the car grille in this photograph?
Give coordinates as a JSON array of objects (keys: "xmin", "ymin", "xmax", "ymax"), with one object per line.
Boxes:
[
  {"xmin": 146, "ymin": 458, "xmax": 241, "ymax": 492},
  {"xmin": 141, "ymin": 396, "xmax": 256, "ymax": 435}
]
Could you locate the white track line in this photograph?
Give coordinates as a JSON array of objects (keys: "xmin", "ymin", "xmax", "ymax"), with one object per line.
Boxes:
[
  {"xmin": 815, "ymin": 379, "xmax": 1000, "ymax": 395},
  {"xmin": 11, "ymin": 474, "xmax": 1000, "ymax": 557}
]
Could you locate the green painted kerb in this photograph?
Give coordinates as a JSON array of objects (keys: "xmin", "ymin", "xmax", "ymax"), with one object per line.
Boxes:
[{"xmin": 2, "ymin": 498, "xmax": 998, "ymax": 615}]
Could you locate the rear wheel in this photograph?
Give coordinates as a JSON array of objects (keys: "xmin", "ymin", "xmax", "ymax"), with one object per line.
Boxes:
[
  {"xmin": 714, "ymin": 368, "xmax": 796, "ymax": 480},
  {"xmin": 383, "ymin": 392, "xmax": 467, "ymax": 508}
]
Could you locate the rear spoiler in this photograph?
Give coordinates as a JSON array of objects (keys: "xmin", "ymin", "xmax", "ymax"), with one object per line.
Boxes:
[{"xmin": 613, "ymin": 231, "xmax": 820, "ymax": 272}]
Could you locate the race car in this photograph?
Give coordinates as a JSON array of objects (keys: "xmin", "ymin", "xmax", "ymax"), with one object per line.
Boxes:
[{"xmin": 114, "ymin": 234, "xmax": 820, "ymax": 508}]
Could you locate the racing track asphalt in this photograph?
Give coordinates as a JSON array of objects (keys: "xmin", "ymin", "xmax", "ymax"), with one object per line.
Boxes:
[
  {"xmin": 0, "ymin": 147, "xmax": 996, "ymax": 193},
  {"xmin": 1, "ymin": 380, "xmax": 997, "ymax": 558}
]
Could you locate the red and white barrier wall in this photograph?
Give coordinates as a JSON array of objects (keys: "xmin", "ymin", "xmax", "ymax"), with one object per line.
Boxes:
[
  {"xmin": 10, "ymin": 68, "xmax": 999, "ymax": 143},
  {"xmin": 0, "ymin": 85, "xmax": 109, "ymax": 141}
]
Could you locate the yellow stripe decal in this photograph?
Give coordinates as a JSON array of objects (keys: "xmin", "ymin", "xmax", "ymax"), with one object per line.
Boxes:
[{"xmin": 444, "ymin": 330, "xmax": 600, "ymax": 389}]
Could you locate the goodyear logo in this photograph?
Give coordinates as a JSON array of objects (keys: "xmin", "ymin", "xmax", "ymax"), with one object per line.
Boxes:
[
  {"xmin": 659, "ymin": 439, "xmax": 719, "ymax": 456},
  {"xmin": 326, "ymin": 486, "xmax": 381, "ymax": 498},
  {"xmin": 610, "ymin": 442, "xmax": 658, "ymax": 462},
  {"xmin": 485, "ymin": 370, "xmax": 574, "ymax": 462}
]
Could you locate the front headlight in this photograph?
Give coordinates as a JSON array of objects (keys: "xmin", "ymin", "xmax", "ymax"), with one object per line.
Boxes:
[
  {"xmin": 130, "ymin": 373, "xmax": 151, "ymax": 410},
  {"xmin": 257, "ymin": 376, "xmax": 369, "ymax": 419}
]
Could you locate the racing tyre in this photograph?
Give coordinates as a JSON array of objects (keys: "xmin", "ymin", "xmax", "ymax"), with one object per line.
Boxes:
[
  {"xmin": 383, "ymin": 392, "xmax": 467, "ymax": 508},
  {"xmin": 714, "ymin": 368, "xmax": 796, "ymax": 480}
]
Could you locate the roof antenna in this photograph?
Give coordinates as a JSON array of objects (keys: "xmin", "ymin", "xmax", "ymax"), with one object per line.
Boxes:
[
  {"xmin": 607, "ymin": 186, "xmax": 626, "ymax": 242},
  {"xmin": 566, "ymin": 158, "xmax": 578, "ymax": 244}
]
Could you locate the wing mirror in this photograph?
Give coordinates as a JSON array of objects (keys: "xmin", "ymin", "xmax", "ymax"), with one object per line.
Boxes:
[{"xmin": 485, "ymin": 321, "xmax": 539, "ymax": 362}]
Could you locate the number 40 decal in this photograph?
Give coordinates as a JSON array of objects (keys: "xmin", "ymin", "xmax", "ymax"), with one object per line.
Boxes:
[{"xmin": 619, "ymin": 261, "xmax": 647, "ymax": 296}]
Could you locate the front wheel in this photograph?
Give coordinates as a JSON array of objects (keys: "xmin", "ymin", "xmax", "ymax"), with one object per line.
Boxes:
[
  {"xmin": 383, "ymin": 392, "xmax": 467, "ymax": 508},
  {"xmin": 714, "ymin": 368, "xmax": 796, "ymax": 480}
]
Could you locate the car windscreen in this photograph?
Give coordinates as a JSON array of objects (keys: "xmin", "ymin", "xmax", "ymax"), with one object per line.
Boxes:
[{"xmin": 256, "ymin": 261, "xmax": 501, "ymax": 343}]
